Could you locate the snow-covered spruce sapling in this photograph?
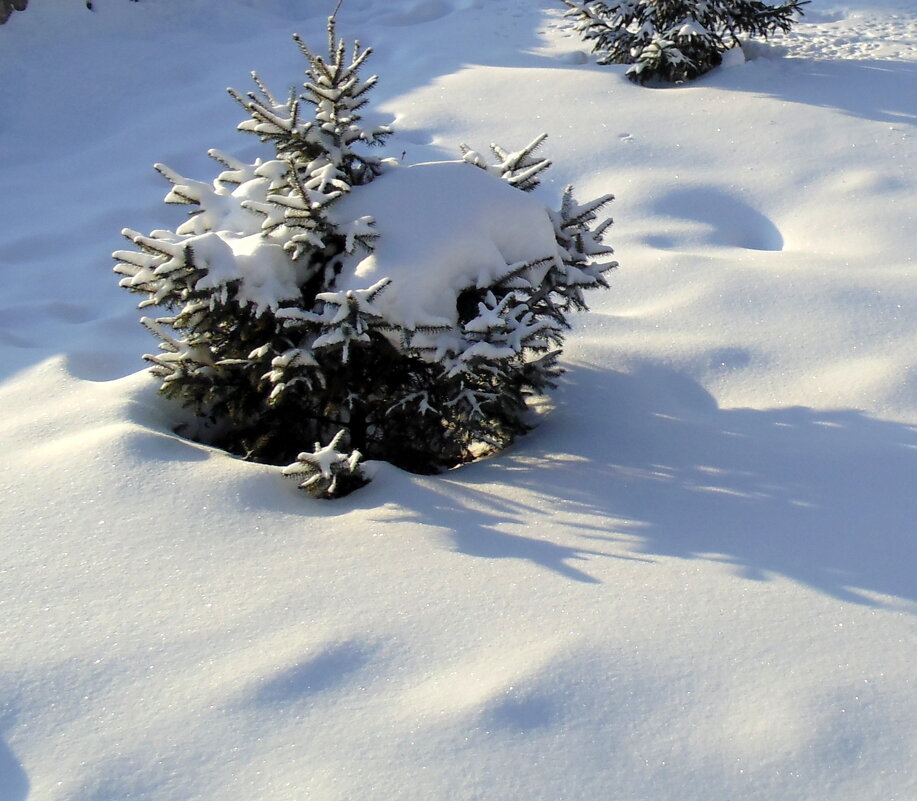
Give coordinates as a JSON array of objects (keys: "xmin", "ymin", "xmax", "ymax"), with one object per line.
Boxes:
[
  {"xmin": 563, "ymin": 0, "xmax": 808, "ymax": 83},
  {"xmin": 115, "ymin": 19, "xmax": 616, "ymax": 496}
]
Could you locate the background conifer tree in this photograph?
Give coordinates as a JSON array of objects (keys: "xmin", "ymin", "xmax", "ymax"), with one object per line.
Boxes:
[{"xmin": 564, "ymin": 0, "xmax": 808, "ymax": 83}]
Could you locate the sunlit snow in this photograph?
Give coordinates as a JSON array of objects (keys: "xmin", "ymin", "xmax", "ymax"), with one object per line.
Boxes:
[{"xmin": 1, "ymin": 1, "xmax": 915, "ymax": 800}]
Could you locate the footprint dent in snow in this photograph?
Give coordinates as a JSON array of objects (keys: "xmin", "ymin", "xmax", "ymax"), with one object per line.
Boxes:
[
  {"xmin": 800, "ymin": 7, "xmax": 845, "ymax": 25},
  {"xmin": 483, "ymin": 688, "xmax": 562, "ymax": 733},
  {"xmin": 707, "ymin": 347, "xmax": 753, "ymax": 372},
  {"xmin": 778, "ymin": 6, "xmax": 917, "ymax": 62}
]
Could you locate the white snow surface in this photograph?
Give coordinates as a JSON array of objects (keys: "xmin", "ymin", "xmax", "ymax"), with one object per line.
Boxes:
[{"xmin": 1, "ymin": 1, "xmax": 916, "ymax": 800}]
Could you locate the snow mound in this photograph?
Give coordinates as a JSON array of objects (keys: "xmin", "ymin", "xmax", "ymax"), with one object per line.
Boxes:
[{"xmin": 332, "ymin": 160, "xmax": 562, "ymax": 329}]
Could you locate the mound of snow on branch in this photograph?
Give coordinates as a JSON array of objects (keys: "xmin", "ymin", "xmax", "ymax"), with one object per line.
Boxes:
[{"xmin": 332, "ymin": 160, "xmax": 564, "ymax": 329}]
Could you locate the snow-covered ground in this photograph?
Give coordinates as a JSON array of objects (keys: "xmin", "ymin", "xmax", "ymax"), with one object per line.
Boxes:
[{"xmin": 1, "ymin": 0, "xmax": 915, "ymax": 799}]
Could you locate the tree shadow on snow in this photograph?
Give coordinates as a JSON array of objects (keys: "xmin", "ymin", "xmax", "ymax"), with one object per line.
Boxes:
[
  {"xmin": 390, "ymin": 362, "xmax": 917, "ymax": 606},
  {"xmin": 711, "ymin": 55, "xmax": 917, "ymax": 128},
  {"xmin": 0, "ymin": 733, "xmax": 29, "ymax": 801},
  {"xmin": 330, "ymin": 0, "xmax": 579, "ymax": 120},
  {"xmin": 377, "ymin": 472, "xmax": 655, "ymax": 584}
]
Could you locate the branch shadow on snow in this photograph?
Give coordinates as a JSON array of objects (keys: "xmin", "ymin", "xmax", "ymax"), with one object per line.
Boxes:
[
  {"xmin": 394, "ymin": 363, "xmax": 917, "ymax": 605},
  {"xmin": 251, "ymin": 640, "xmax": 379, "ymax": 705},
  {"xmin": 375, "ymin": 473, "xmax": 654, "ymax": 584}
]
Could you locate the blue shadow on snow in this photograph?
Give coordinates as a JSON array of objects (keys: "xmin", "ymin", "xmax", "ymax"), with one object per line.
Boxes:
[
  {"xmin": 0, "ymin": 735, "xmax": 29, "ymax": 801},
  {"xmin": 375, "ymin": 363, "xmax": 917, "ymax": 606}
]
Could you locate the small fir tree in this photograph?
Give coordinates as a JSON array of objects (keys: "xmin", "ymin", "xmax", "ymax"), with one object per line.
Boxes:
[
  {"xmin": 563, "ymin": 0, "xmax": 808, "ymax": 83},
  {"xmin": 115, "ymin": 17, "xmax": 616, "ymax": 496}
]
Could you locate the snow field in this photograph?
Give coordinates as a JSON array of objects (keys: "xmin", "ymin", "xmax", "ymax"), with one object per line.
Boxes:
[{"xmin": 1, "ymin": 0, "xmax": 916, "ymax": 799}]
